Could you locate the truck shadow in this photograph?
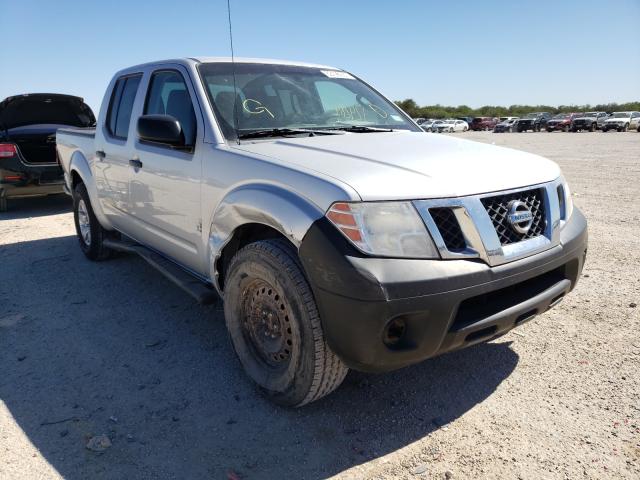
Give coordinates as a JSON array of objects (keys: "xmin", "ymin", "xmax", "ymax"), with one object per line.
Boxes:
[
  {"xmin": 0, "ymin": 193, "xmax": 71, "ymax": 220},
  {"xmin": 0, "ymin": 235, "xmax": 519, "ymax": 480}
]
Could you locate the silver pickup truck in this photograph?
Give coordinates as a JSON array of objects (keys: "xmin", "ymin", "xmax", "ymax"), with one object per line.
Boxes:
[{"xmin": 57, "ymin": 57, "xmax": 588, "ymax": 406}]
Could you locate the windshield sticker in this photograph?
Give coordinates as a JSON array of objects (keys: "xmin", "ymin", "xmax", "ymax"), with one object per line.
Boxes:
[
  {"xmin": 321, "ymin": 70, "xmax": 355, "ymax": 80},
  {"xmin": 242, "ymin": 99, "xmax": 275, "ymax": 118}
]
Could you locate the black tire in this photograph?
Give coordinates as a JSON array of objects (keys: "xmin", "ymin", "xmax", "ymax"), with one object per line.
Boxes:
[
  {"xmin": 73, "ymin": 183, "xmax": 113, "ymax": 261},
  {"xmin": 589, "ymin": 123, "xmax": 596, "ymax": 132},
  {"xmin": 623, "ymin": 123, "xmax": 629, "ymax": 132},
  {"xmin": 0, "ymin": 193, "xmax": 7, "ymax": 213},
  {"xmin": 223, "ymin": 239, "xmax": 348, "ymax": 407}
]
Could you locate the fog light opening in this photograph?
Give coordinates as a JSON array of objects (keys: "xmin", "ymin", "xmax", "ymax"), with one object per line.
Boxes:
[{"xmin": 383, "ymin": 317, "xmax": 407, "ymax": 347}]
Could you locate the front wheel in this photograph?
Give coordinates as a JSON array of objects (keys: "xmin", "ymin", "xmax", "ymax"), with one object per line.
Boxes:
[
  {"xmin": 73, "ymin": 183, "xmax": 113, "ymax": 261},
  {"xmin": 223, "ymin": 239, "xmax": 348, "ymax": 407}
]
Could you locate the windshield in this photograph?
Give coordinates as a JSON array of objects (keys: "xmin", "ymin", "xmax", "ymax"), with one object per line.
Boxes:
[
  {"xmin": 524, "ymin": 113, "xmax": 540, "ymax": 119},
  {"xmin": 611, "ymin": 112, "xmax": 631, "ymax": 118},
  {"xmin": 198, "ymin": 63, "xmax": 420, "ymax": 139},
  {"xmin": 584, "ymin": 112, "xmax": 598, "ymax": 117},
  {"xmin": 0, "ymin": 95, "xmax": 95, "ymax": 130}
]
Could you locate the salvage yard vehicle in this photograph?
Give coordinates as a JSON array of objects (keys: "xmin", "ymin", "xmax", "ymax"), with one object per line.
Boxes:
[
  {"xmin": 421, "ymin": 119, "xmax": 442, "ymax": 132},
  {"xmin": 570, "ymin": 111, "xmax": 609, "ymax": 132},
  {"xmin": 470, "ymin": 117, "xmax": 498, "ymax": 131},
  {"xmin": 601, "ymin": 111, "xmax": 640, "ymax": 132},
  {"xmin": 516, "ymin": 112, "xmax": 551, "ymax": 132},
  {"xmin": 57, "ymin": 57, "xmax": 588, "ymax": 407},
  {"xmin": 546, "ymin": 113, "xmax": 582, "ymax": 132},
  {"xmin": 0, "ymin": 93, "xmax": 95, "ymax": 211},
  {"xmin": 433, "ymin": 119, "xmax": 468, "ymax": 133},
  {"xmin": 493, "ymin": 117, "xmax": 519, "ymax": 133}
]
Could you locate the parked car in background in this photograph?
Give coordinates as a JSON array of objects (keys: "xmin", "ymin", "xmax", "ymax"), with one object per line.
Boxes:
[
  {"xmin": 433, "ymin": 119, "xmax": 468, "ymax": 133},
  {"xmin": 570, "ymin": 112, "xmax": 609, "ymax": 132},
  {"xmin": 470, "ymin": 117, "xmax": 499, "ymax": 131},
  {"xmin": 421, "ymin": 119, "xmax": 443, "ymax": 132},
  {"xmin": 516, "ymin": 112, "xmax": 551, "ymax": 132},
  {"xmin": 456, "ymin": 116, "xmax": 474, "ymax": 126},
  {"xmin": 413, "ymin": 117, "xmax": 426, "ymax": 125},
  {"xmin": 0, "ymin": 93, "xmax": 95, "ymax": 211},
  {"xmin": 546, "ymin": 113, "xmax": 582, "ymax": 132},
  {"xmin": 56, "ymin": 57, "xmax": 587, "ymax": 406},
  {"xmin": 494, "ymin": 117, "xmax": 519, "ymax": 133},
  {"xmin": 601, "ymin": 112, "xmax": 640, "ymax": 132}
]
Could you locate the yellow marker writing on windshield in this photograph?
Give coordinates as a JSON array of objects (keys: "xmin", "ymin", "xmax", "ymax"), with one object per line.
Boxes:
[{"xmin": 243, "ymin": 99, "xmax": 275, "ymax": 118}]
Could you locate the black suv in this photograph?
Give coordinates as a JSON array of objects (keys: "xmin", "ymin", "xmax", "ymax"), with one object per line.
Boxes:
[{"xmin": 516, "ymin": 112, "xmax": 551, "ymax": 132}]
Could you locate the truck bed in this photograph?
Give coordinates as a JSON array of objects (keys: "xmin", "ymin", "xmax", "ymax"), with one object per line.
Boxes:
[{"xmin": 55, "ymin": 127, "xmax": 97, "ymax": 195}]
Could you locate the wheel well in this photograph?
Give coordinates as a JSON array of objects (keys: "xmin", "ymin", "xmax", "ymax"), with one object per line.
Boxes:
[
  {"xmin": 216, "ymin": 223, "xmax": 296, "ymax": 291},
  {"xmin": 71, "ymin": 170, "xmax": 82, "ymax": 190}
]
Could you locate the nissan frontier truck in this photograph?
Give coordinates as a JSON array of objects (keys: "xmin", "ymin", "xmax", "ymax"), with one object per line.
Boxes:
[{"xmin": 57, "ymin": 58, "xmax": 588, "ymax": 406}]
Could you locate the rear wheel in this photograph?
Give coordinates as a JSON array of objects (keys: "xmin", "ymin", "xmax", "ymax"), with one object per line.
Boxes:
[
  {"xmin": 73, "ymin": 183, "xmax": 113, "ymax": 261},
  {"xmin": 223, "ymin": 239, "xmax": 348, "ymax": 407},
  {"xmin": 0, "ymin": 193, "xmax": 6, "ymax": 213},
  {"xmin": 589, "ymin": 123, "xmax": 596, "ymax": 132}
]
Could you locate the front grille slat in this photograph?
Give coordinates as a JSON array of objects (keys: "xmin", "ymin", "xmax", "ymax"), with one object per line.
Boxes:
[
  {"xmin": 481, "ymin": 188, "xmax": 546, "ymax": 245},
  {"xmin": 429, "ymin": 208, "xmax": 466, "ymax": 252}
]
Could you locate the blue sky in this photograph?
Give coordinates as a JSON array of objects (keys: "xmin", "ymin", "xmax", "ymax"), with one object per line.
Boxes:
[{"xmin": 1, "ymin": 0, "xmax": 638, "ymax": 113}]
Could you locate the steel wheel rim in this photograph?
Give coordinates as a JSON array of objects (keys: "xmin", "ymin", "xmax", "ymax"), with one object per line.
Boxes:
[
  {"xmin": 241, "ymin": 279, "xmax": 293, "ymax": 369},
  {"xmin": 77, "ymin": 199, "xmax": 91, "ymax": 245}
]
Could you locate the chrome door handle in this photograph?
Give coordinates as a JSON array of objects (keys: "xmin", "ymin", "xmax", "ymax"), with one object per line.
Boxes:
[{"xmin": 129, "ymin": 159, "xmax": 143, "ymax": 169}]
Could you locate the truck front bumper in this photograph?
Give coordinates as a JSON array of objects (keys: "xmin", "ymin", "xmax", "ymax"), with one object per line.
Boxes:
[{"xmin": 299, "ymin": 209, "xmax": 588, "ymax": 373}]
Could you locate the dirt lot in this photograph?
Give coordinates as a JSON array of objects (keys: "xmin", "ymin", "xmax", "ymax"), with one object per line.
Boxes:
[{"xmin": 1, "ymin": 131, "xmax": 639, "ymax": 480}]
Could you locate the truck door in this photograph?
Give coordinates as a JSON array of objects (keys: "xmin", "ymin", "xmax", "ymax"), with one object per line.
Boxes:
[
  {"xmin": 128, "ymin": 66, "xmax": 204, "ymax": 273},
  {"xmin": 94, "ymin": 73, "xmax": 142, "ymax": 228}
]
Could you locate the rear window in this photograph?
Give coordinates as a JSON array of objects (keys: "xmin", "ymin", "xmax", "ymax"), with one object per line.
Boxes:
[
  {"xmin": 106, "ymin": 74, "xmax": 142, "ymax": 139},
  {"xmin": 0, "ymin": 96, "xmax": 95, "ymax": 130}
]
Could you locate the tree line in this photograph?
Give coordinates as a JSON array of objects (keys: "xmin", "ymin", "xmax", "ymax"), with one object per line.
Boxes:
[{"xmin": 394, "ymin": 99, "xmax": 640, "ymax": 119}]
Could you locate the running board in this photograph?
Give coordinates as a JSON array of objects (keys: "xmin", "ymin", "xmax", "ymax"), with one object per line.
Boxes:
[{"xmin": 103, "ymin": 238, "xmax": 218, "ymax": 305}]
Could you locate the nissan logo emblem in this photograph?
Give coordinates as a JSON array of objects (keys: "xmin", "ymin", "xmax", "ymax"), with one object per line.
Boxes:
[{"xmin": 507, "ymin": 200, "xmax": 534, "ymax": 234}]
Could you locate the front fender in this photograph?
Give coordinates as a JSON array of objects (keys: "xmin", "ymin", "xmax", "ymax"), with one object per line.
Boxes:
[
  {"xmin": 69, "ymin": 152, "xmax": 113, "ymax": 230},
  {"xmin": 207, "ymin": 183, "xmax": 324, "ymax": 290}
]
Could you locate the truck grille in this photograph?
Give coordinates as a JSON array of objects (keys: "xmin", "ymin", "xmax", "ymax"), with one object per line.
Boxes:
[
  {"xmin": 481, "ymin": 188, "xmax": 546, "ymax": 245},
  {"xmin": 429, "ymin": 208, "xmax": 466, "ymax": 251}
]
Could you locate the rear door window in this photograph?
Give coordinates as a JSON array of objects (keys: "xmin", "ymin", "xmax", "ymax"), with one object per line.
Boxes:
[{"xmin": 106, "ymin": 74, "xmax": 142, "ymax": 139}]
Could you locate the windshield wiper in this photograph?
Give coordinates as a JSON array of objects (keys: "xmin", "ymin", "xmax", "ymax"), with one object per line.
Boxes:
[
  {"xmin": 237, "ymin": 128, "xmax": 336, "ymax": 140},
  {"xmin": 323, "ymin": 125, "xmax": 394, "ymax": 133}
]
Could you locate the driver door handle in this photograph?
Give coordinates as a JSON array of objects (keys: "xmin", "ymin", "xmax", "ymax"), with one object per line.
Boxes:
[{"xmin": 129, "ymin": 159, "xmax": 143, "ymax": 169}]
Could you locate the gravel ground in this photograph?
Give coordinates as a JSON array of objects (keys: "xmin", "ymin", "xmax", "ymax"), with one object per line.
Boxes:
[{"xmin": 1, "ymin": 131, "xmax": 638, "ymax": 480}]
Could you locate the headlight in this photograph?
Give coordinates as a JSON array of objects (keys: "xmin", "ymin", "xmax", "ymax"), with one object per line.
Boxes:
[
  {"xmin": 558, "ymin": 176, "xmax": 574, "ymax": 222},
  {"xmin": 326, "ymin": 202, "xmax": 439, "ymax": 258}
]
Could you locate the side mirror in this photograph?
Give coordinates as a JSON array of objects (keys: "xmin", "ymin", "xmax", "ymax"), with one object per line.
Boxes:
[{"xmin": 137, "ymin": 114, "xmax": 185, "ymax": 147}]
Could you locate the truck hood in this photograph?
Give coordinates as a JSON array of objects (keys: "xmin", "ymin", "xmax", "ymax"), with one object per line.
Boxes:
[{"xmin": 234, "ymin": 131, "xmax": 560, "ymax": 200}]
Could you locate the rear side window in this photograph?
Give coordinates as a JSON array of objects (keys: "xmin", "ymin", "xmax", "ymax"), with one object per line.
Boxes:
[
  {"xmin": 106, "ymin": 74, "xmax": 142, "ymax": 139},
  {"xmin": 144, "ymin": 70, "xmax": 197, "ymax": 146}
]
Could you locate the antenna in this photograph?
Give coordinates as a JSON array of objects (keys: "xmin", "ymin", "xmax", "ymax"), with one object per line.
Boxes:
[{"xmin": 227, "ymin": 0, "xmax": 240, "ymax": 143}]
